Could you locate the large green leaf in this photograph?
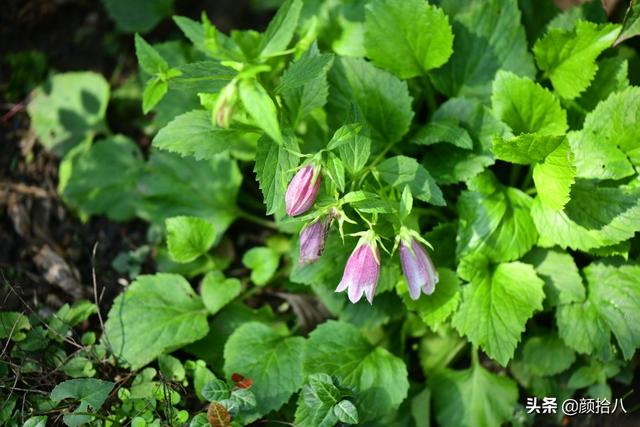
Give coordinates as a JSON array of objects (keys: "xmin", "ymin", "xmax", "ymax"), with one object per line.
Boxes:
[
  {"xmin": 50, "ymin": 379, "xmax": 115, "ymax": 427},
  {"xmin": 364, "ymin": 0, "xmax": 453, "ymax": 78},
  {"xmin": 27, "ymin": 72, "xmax": 110, "ymax": 155},
  {"xmin": 522, "ymin": 334, "xmax": 576, "ymax": 376},
  {"xmin": 377, "ymin": 156, "xmax": 445, "ymax": 206},
  {"xmin": 452, "ymin": 255, "xmax": 545, "ymax": 365},
  {"xmin": 532, "ymin": 180, "xmax": 640, "ymax": 251},
  {"xmin": 166, "ymin": 216, "xmax": 216, "ymax": 263},
  {"xmin": 522, "ymin": 248, "xmax": 585, "ymax": 307},
  {"xmin": 429, "ymin": 363, "xmax": 518, "ymax": 427},
  {"xmin": 224, "ymin": 322, "xmax": 305, "ymax": 422},
  {"xmin": 303, "ymin": 320, "xmax": 409, "ymax": 421},
  {"xmin": 431, "ymin": 0, "xmax": 535, "ymax": 98},
  {"xmin": 239, "ymin": 79, "xmax": 284, "ymax": 144},
  {"xmin": 328, "ymin": 57, "xmax": 413, "ymax": 145},
  {"xmin": 557, "ymin": 263, "xmax": 640, "ymax": 360},
  {"xmin": 254, "ymin": 135, "xmax": 299, "ymax": 215},
  {"xmin": 533, "ymin": 21, "xmax": 620, "ymax": 99},
  {"xmin": 456, "ymin": 172, "xmax": 538, "ymax": 262},
  {"xmin": 152, "ymin": 110, "xmax": 246, "ymax": 160},
  {"xmin": 103, "ymin": 274, "xmax": 209, "ymax": 369},
  {"xmin": 258, "ymin": 0, "xmax": 303, "ymax": 58}
]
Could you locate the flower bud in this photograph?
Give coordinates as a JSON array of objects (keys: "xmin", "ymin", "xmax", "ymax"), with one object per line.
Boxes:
[
  {"xmin": 213, "ymin": 83, "xmax": 237, "ymax": 128},
  {"xmin": 336, "ymin": 232, "xmax": 380, "ymax": 304},
  {"xmin": 285, "ymin": 165, "xmax": 321, "ymax": 216},
  {"xmin": 299, "ymin": 218, "xmax": 330, "ymax": 264},
  {"xmin": 399, "ymin": 237, "xmax": 438, "ymax": 300}
]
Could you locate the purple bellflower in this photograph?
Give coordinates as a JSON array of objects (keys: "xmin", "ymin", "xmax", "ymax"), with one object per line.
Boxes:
[
  {"xmin": 299, "ymin": 218, "xmax": 331, "ymax": 264},
  {"xmin": 398, "ymin": 228, "xmax": 438, "ymax": 300},
  {"xmin": 285, "ymin": 165, "xmax": 321, "ymax": 216},
  {"xmin": 336, "ymin": 230, "xmax": 381, "ymax": 304}
]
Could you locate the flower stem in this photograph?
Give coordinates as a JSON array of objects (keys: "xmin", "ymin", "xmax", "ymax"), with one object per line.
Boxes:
[{"xmin": 237, "ymin": 210, "xmax": 278, "ymax": 230}]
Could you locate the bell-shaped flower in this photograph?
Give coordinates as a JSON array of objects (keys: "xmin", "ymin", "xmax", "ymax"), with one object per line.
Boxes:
[
  {"xmin": 336, "ymin": 230, "xmax": 381, "ymax": 304},
  {"xmin": 285, "ymin": 165, "xmax": 321, "ymax": 216},
  {"xmin": 398, "ymin": 229, "xmax": 438, "ymax": 300},
  {"xmin": 299, "ymin": 218, "xmax": 331, "ymax": 264}
]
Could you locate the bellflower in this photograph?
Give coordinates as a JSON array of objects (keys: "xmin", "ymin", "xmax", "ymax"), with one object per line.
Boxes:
[
  {"xmin": 398, "ymin": 229, "xmax": 438, "ymax": 300},
  {"xmin": 336, "ymin": 231, "xmax": 381, "ymax": 304},
  {"xmin": 299, "ymin": 218, "xmax": 330, "ymax": 264},
  {"xmin": 285, "ymin": 165, "xmax": 321, "ymax": 216}
]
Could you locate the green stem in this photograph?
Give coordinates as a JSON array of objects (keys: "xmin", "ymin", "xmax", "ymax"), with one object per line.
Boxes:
[
  {"xmin": 521, "ymin": 166, "xmax": 534, "ymax": 190},
  {"xmin": 237, "ymin": 210, "xmax": 278, "ymax": 230},
  {"xmin": 471, "ymin": 346, "xmax": 480, "ymax": 366}
]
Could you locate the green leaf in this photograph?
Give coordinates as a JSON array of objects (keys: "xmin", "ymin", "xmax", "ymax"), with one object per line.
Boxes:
[
  {"xmin": 0, "ymin": 312, "xmax": 30, "ymax": 341},
  {"xmin": 325, "ymin": 152, "xmax": 346, "ymax": 192},
  {"xmin": 170, "ymin": 61, "xmax": 235, "ymax": 94},
  {"xmin": 303, "ymin": 320, "xmax": 409, "ymax": 421},
  {"xmin": 532, "ymin": 138, "xmax": 576, "ymax": 210},
  {"xmin": 377, "ymin": 156, "xmax": 445, "ymax": 206},
  {"xmin": 338, "ymin": 127, "xmax": 372, "ymax": 175},
  {"xmin": 364, "ymin": 0, "xmax": 453, "ymax": 78},
  {"xmin": 557, "ymin": 263, "xmax": 640, "ymax": 360},
  {"xmin": 224, "ymin": 322, "xmax": 305, "ymax": 421},
  {"xmin": 200, "ymin": 271, "xmax": 242, "ymax": 315},
  {"xmin": 328, "ymin": 57, "xmax": 413, "ymax": 145},
  {"xmin": 532, "ymin": 180, "xmax": 640, "ymax": 251},
  {"xmin": 135, "ymin": 33, "xmax": 169, "ymax": 75},
  {"xmin": 276, "ymin": 45, "xmax": 334, "ymax": 93},
  {"xmin": 533, "ymin": 21, "xmax": 620, "ymax": 99},
  {"xmin": 452, "ymin": 256, "xmax": 545, "ymax": 365},
  {"xmin": 138, "ymin": 151, "xmax": 242, "ymax": 235},
  {"xmin": 258, "ymin": 0, "xmax": 303, "ymax": 58},
  {"xmin": 456, "ymin": 172, "xmax": 538, "ymax": 262},
  {"xmin": 103, "ymin": 273, "xmax": 209, "ymax": 369},
  {"xmin": 431, "ymin": 0, "xmax": 535, "ymax": 98},
  {"xmin": 61, "ymin": 135, "xmax": 144, "ymax": 221},
  {"xmin": 27, "ymin": 71, "xmax": 110, "ymax": 155},
  {"xmin": 522, "ymin": 248, "xmax": 585, "ymax": 307},
  {"xmin": 102, "ymin": 0, "xmax": 173, "ymax": 33},
  {"xmin": 522, "ymin": 334, "xmax": 576, "ymax": 376},
  {"xmin": 142, "ymin": 77, "xmax": 168, "ymax": 114},
  {"xmin": 429, "ymin": 363, "xmax": 518, "ymax": 427},
  {"xmin": 166, "ymin": 216, "xmax": 216, "ymax": 263},
  {"xmin": 50, "ymin": 379, "xmax": 115, "ymax": 427},
  {"xmin": 239, "ymin": 79, "xmax": 284, "ymax": 144},
  {"xmin": 254, "ymin": 135, "xmax": 299, "ymax": 215},
  {"xmin": 152, "ymin": 110, "xmax": 245, "ymax": 160},
  {"xmin": 333, "ymin": 400, "xmax": 359, "ymax": 424},
  {"xmin": 614, "ymin": 1, "xmax": 640, "ymax": 45},
  {"xmin": 201, "ymin": 379, "xmax": 230, "ymax": 402},
  {"xmin": 570, "ymin": 87, "xmax": 640, "ymax": 180},
  {"xmin": 398, "ymin": 268, "xmax": 460, "ymax": 330},
  {"xmin": 492, "ymin": 133, "xmax": 565, "ymax": 164},
  {"xmin": 574, "ymin": 57, "xmax": 629, "ymax": 114},
  {"xmin": 242, "ymin": 247, "xmax": 280, "ymax": 285},
  {"xmin": 414, "ymin": 120, "xmax": 473, "ymax": 150},
  {"xmin": 158, "ymin": 354, "xmax": 186, "ymax": 381},
  {"xmin": 491, "ymin": 71, "xmax": 567, "ymax": 136},
  {"xmin": 327, "ymin": 123, "xmax": 363, "ymax": 151}
]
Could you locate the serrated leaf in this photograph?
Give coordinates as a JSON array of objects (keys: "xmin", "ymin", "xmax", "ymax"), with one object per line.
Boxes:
[
  {"xmin": 142, "ymin": 77, "xmax": 168, "ymax": 114},
  {"xmin": 103, "ymin": 274, "xmax": 209, "ymax": 369},
  {"xmin": 135, "ymin": 34, "xmax": 169, "ymax": 75},
  {"xmin": 276, "ymin": 44, "xmax": 334, "ymax": 93},
  {"xmin": 431, "ymin": 0, "xmax": 535, "ymax": 98},
  {"xmin": 429, "ymin": 363, "xmax": 518, "ymax": 427},
  {"xmin": 338, "ymin": 127, "xmax": 372, "ymax": 175},
  {"xmin": 522, "ymin": 248, "xmax": 585, "ymax": 307},
  {"xmin": 377, "ymin": 156, "xmax": 445, "ymax": 206},
  {"xmin": 533, "ymin": 21, "xmax": 620, "ymax": 99},
  {"xmin": 364, "ymin": 0, "xmax": 453, "ymax": 78},
  {"xmin": 522, "ymin": 334, "xmax": 576, "ymax": 376},
  {"xmin": 239, "ymin": 79, "xmax": 284, "ymax": 144},
  {"xmin": 570, "ymin": 87, "xmax": 640, "ymax": 180},
  {"xmin": 259, "ymin": 0, "xmax": 303, "ymax": 58},
  {"xmin": 303, "ymin": 320, "xmax": 409, "ymax": 421},
  {"xmin": 414, "ymin": 120, "xmax": 473, "ymax": 150},
  {"xmin": 171, "ymin": 61, "xmax": 235, "ymax": 94},
  {"xmin": 532, "ymin": 180, "xmax": 640, "ymax": 251},
  {"xmin": 254, "ymin": 135, "xmax": 299, "ymax": 215},
  {"xmin": 574, "ymin": 57, "xmax": 629, "ymax": 114},
  {"xmin": 557, "ymin": 263, "xmax": 640, "ymax": 360},
  {"xmin": 325, "ymin": 152, "xmax": 346, "ymax": 192},
  {"xmin": 152, "ymin": 110, "xmax": 245, "ymax": 160},
  {"xmin": 328, "ymin": 57, "xmax": 413, "ymax": 145},
  {"xmin": 456, "ymin": 172, "xmax": 538, "ymax": 262},
  {"xmin": 224, "ymin": 322, "xmax": 305, "ymax": 422},
  {"xmin": 452, "ymin": 256, "xmax": 545, "ymax": 365},
  {"xmin": 532, "ymin": 138, "xmax": 576, "ymax": 210},
  {"xmin": 614, "ymin": 1, "xmax": 640, "ymax": 45},
  {"xmin": 166, "ymin": 216, "xmax": 216, "ymax": 263}
]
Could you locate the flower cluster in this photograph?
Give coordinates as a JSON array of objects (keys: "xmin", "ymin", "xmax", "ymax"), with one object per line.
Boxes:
[{"xmin": 285, "ymin": 165, "xmax": 438, "ymax": 304}]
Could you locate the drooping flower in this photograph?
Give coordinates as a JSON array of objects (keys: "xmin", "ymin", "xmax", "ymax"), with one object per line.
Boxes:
[
  {"xmin": 299, "ymin": 218, "xmax": 331, "ymax": 264},
  {"xmin": 398, "ymin": 231, "xmax": 438, "ymax": 300},
  {"xmin": 285, "ymin": 165, "xmax": 321, "ymax": 216},
  {"xmin": 336, "ymin": 231, "xmax": 380, "ymax": 304}
]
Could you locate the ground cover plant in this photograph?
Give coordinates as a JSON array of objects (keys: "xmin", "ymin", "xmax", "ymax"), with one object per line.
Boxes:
[{"xmin": 2, "ymin": 0, "xmax": 640, "ymax": 425}]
